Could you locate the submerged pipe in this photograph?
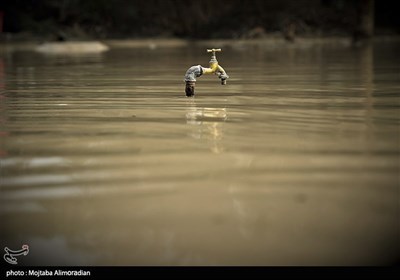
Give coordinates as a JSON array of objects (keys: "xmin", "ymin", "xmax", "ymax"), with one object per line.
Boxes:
[{"xmin": 184, "ymin": 49, "xmax": 229, "ymax": 97}]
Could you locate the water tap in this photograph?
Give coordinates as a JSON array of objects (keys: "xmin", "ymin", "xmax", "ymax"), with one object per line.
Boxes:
[{"xmin": 184, "ymin": 48, "xmax": 229, "ymax": 97}]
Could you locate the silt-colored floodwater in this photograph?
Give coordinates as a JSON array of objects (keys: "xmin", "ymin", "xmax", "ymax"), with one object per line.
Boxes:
[{"xmin": 0, "ymin": 40, "xmax": 399, "ymax": 265}]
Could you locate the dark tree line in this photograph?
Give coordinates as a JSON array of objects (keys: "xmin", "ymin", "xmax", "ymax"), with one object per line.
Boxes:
[{"xmin": 0, "ymin": 0, "xmax": 398, "ymax": 40}]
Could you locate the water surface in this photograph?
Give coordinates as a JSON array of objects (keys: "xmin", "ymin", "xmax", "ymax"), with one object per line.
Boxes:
[{"xmin": 1, "ymin": 41, "xmax": 399, "ymax": 265}]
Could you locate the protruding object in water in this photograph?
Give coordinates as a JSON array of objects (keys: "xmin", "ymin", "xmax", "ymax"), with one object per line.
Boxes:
[
  {"xmin": 185, "ymin": 81, "xmax": 195, "ymax": 97},
  {"xmin": 183, "ymin": 48, "xmax": 229, "ymax": 97}
]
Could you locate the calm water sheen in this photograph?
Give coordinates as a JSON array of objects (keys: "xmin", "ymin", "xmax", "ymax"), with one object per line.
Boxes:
[{"xmin": 1, "ymin": 41, "xmax": 399, "ymax": 265}]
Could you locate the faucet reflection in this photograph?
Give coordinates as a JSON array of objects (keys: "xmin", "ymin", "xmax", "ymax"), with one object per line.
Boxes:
[{"xmin": 185, "ymin": 99, "xmax": 227, "ymax": 153}]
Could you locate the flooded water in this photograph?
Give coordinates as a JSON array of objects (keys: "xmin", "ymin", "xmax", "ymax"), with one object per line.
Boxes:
[{"xmin": 1, "ymin": 40, "xmax": 399, "ymax": 266}]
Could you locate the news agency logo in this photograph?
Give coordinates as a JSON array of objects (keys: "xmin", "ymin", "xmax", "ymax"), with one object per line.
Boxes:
[{"xmin": 3, "ymin": 245, "xmax": 29, "ymax": 265}]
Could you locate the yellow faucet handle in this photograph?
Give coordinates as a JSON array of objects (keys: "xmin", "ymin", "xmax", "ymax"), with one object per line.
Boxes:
[{"xmin": 207, "ymin": 48, "xmax": 222, "ymax": 53}]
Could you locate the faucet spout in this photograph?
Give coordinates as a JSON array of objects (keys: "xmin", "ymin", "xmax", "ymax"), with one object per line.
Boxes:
[{"xmin": 216, "ymin": 65, "xmax": 229, "ymax": 85}]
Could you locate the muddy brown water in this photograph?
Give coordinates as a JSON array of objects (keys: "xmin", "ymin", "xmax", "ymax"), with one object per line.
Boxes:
[{"xmin": 0, "ymin": 41, "xmax": 399, "ymax": 265}]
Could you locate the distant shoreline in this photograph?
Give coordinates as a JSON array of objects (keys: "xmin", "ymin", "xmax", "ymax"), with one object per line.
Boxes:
[{"xmin": 1, "ymin": 35, "xmax": 399, "ymax": 53}]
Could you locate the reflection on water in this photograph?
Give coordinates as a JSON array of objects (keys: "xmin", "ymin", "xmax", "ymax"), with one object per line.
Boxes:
[
  {"xmin": 186, "ymin": 99, "xmax": 227, "ymax": 153},
  {"xmin": 0, "ymin": 42, "xmax": 399, "ymax": 265}
]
